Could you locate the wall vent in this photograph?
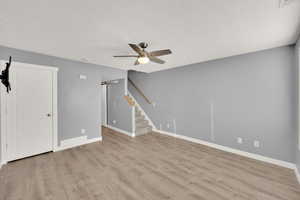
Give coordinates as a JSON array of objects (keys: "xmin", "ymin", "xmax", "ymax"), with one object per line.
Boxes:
[{"xmin": 279, "ymin": 0, "xmax": 295, "ymax": 8}]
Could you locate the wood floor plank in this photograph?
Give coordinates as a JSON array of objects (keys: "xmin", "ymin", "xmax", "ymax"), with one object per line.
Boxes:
[{"xmin": 0, "ymin": 126, "xmax": 299, "ymax": 200}]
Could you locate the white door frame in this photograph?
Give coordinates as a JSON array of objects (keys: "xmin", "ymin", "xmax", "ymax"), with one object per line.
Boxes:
[
  {"xmin": 102, "ymin": 85, "xmax": 107, "ymax": 126},
  {"xmin": 0, "ymin": 60, "xmax": 58, "ymax": 165}
]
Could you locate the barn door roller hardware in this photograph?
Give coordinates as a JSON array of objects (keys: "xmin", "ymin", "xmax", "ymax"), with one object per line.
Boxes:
[
  {"xmin": 100, "ymin": 80, "xmax": 119, "ymax": 85},
  {"xmin": 0, "ymin": 56, "xmax": 12, "ymax": 93}
]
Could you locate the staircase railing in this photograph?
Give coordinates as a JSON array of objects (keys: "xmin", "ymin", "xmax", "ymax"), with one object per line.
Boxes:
[{"xmin": 128, "ymin": 78, "xmax": 152, "ymax": 104}]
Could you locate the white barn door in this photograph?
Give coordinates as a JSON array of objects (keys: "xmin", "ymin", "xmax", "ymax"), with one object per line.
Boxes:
[{"xmin": 4, "ymin": 64, "xmax": 55, "ymax": 161}]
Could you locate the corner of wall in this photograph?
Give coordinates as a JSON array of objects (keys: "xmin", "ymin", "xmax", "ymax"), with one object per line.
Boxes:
[{"xmin": 107, "ymin": 78, "xmax": 134, "ymax": 136}]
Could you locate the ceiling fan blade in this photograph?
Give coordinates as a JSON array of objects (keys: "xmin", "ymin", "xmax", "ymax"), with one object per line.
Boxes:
[
  {"xmin": 129, "ymin": 44, "xmax": 144, "ymax": 56},
  {"xmin": 149, "ymin": 49, "xmax": 172, "ymax": 57},
  {"xmin": 113, "ymin": 55, "xmax": 138, "ymax": 57},
  {"xmin": 134, "ymin": 59, "xmax": 140, "ymax": 65},
  {"xmin": 149, "ymin": 56, "xmax": 165, "ymax": 64}
]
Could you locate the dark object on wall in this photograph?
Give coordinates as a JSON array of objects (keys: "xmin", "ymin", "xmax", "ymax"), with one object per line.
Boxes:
[{"xmin": 0, "ymin": 56, "xmax": 12, "ymax": 93}]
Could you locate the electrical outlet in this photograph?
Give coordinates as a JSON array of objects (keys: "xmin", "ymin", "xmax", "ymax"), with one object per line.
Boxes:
[
  {"xmin": 81, "ymin": 129, "xmax": 86, "ymax": 134},
  {"xmin": 254, "ymin": 140, "xmax": 260, "ymax": 148},
  {"xmin": 167, "ymin": 123, "xmax": 170, "ymax": 129},
  {"xmin": 237, "ymin": 137, "xmax": 243, "ymax": 144},
  {"xmin": 112, "ymin": 120, "xmax": 116, "ymax": 124},
  {"xmin": 152, "ymin": 102, "xmax": 156, "ymax": 107},
  {"xmin": 79, "ymin": 74, "xmax": 87, "ymax": 80}
]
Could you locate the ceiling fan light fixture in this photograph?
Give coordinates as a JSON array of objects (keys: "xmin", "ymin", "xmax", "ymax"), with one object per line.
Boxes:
[{"xmin": 137, "ymin": 56, "xmax": 149, "ymax": 64}]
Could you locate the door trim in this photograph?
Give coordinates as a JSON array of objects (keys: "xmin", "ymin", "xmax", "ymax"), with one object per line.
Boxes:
[
  {"xmin": 0, "ymin": 61, "xmax": 59, "ymax": 164},
  {"xmin": 102, "ymin": 85, "xmax": 107, "ymax": 126}
]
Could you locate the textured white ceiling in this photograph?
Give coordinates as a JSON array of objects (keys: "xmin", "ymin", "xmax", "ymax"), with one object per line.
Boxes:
[{"xmin": 0, "ymin": 0, "xmax": 300, "ymax": 72}]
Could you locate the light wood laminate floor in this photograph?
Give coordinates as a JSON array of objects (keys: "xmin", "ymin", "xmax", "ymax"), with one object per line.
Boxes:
[{"xmin": 0, "ymin": 127, "xmax": 299, "ymax": 200}]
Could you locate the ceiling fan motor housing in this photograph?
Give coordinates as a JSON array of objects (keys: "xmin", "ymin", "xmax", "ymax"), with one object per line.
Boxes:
[{"xmin": 139, "ymin": 42, "xmax": 148, "ymax": 49}]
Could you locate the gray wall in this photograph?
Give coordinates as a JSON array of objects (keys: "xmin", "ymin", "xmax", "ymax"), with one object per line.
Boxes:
[
  {"xmin": 129, "ymin": 46, "xmax": 297, "ymax": 163},
  {"xmin": 107, "ymin": 79, "xmax": 132, "ymax": 133},
  {"xmin": 0, "ymin": 45, "xmax": 126, "ymax": 150}
]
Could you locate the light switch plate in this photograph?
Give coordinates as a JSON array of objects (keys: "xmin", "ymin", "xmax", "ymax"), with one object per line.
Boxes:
[{"xmin": 237, "ymin": 137, "xmax": 243, "ymax": 144}]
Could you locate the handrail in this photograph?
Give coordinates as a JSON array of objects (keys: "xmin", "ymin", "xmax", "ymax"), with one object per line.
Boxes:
[{"xmin": 128, "ymin": 78, "xmax": 152, "ymax": 104}]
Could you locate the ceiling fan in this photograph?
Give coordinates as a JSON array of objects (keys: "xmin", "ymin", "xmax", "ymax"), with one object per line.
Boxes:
[{"xmin": 113, "ymin": 42, "xmax": 172, "ymax": 65}]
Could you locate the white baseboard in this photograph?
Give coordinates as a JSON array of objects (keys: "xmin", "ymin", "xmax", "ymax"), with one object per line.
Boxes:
[
  {"xmin": 61, "ymin": 135, "xmax": 88, "ymax": 147},
  {"xmin": 106, "ymin": 125, "xmax": 135, "ymax": 137},
  {"xmin": 0, "ymin": 160, "xmax": 7, "ymax": 170},
  {"xmin": 295, "ymin": 167, "xmax": 300, "ymax": 184},
  {"xmin": 154, "ymin": 129, "xmax": 300, "ymax": 184},
  {"xmin": 54, "ymin": 136, "xmax": 102, "ymax": 152},
  {"xmin": 153, "ymin": 129, "xmax": 296, "ymax": 169}
]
